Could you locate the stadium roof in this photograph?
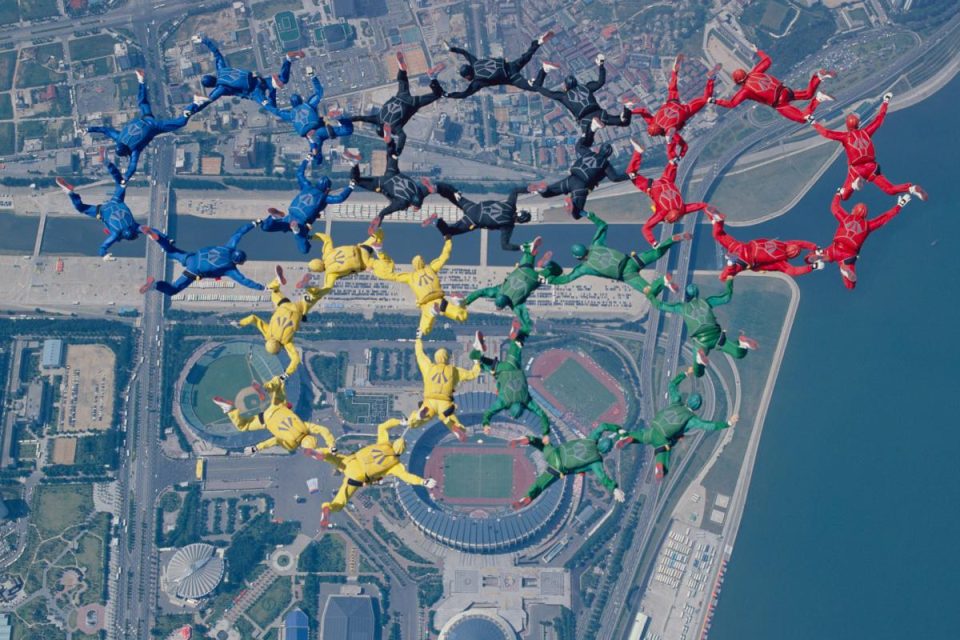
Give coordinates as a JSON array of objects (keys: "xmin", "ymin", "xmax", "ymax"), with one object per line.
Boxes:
[
  {"xmin": 285, "ymin": 608, "xmax": 308, "ymax": 640},
  {"xmin": 321, "ymin": 596, "xmax": 376, "ymax": 640},
  {"xmin": 165, "ymin": 543, "xmax": 224, "ymax": 600},
  {"xmin": 397, "ymin": 392, "xmax": 573, "ymax": 553},
  {"xmin": 440, "ymin": 613, "xmax": 516, "ymax": 640}
]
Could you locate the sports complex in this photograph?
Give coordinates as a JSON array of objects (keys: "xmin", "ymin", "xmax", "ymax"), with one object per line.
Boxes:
[
  {"xmin": 174, "ymin": 339, "xmax": 302, "ymax": 449},
  {"xmin": 529, "ymin": 348, "xmax": 629, "ymax": 427},
  {"xmin": 396, "ymin": 391, "xmax": 574, "ymax": 553}
]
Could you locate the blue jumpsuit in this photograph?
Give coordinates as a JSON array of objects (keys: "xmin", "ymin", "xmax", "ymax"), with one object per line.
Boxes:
[
  {"xmin": 148, "ymin": 222, "xmax": 263, "ymax": 296},
  {"xmin": 88, "ymin": 82, "xmax": 189, "ymax": 182},
  {"xmin": 66, "ymin": 161, "xmax": 141, "ymax": 256},
  {"xmin": 259, "ymin": 159, "xmax": 353, "ymax": 253},
  {"xmin": 264, "ymin": 78, "xmax": 354, "ymax": 165},
  {"xmin": 191, "ymin": 37, "xmax": 291, "ymax": 113}
]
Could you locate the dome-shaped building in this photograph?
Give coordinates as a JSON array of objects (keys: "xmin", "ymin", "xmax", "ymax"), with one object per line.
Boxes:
[
  {"xmin": 163, "ymin": 543, "xmax": 225, "ymax": 601},
  {"xmin": 439, "ymin": 611, "xmax": 516, "ymax": 640}
]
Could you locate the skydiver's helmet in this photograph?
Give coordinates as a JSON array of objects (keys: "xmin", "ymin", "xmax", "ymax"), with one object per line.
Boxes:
[
  {"xmin": 230, "ymin": 249, "xmax": 247, "ymax": 264},
  {"xmin": 540, "ymin": 261, "xmax": 562, "ymax": 278},
  {"xmin": 684, "ymin": 283, "xmax": 699, "ymax": 300},
  {"xmin": 316, "ymin": 175, "xmax": 332, "ymax": 193},
  {"xmin": 647, "ymin": 122, "xmax": 665, "ymax": 137},
  {"xmin": 846, "ymin": 113, "xmax": 861, "ymax": 130},
  {"xmin": 392, "ymin": 438, "xmax": 406, "ymax": 456},
  {"xmin": 290, "ymin": 94, "xmax": 303, "ymax": 107},
  {"xmin": 265, "ymin": 340, "xmax": 282, "ymax": 355},
  {"xmin": 434, "ymin": 348, "xmax": 449, "ymax": 365},
  {"xmin": 411, "ymin": 255, "xmax": 426, "ymax": 270},
  {"xmin": 852, "ymin": 203, "xmax": 868, "ymax": 218},
  {"xmin": 459, "ymin": 64, "xmax": 475, "ymax": 80},
  {"xmin": 599, "ymin": 143, "xmax": 613, "ymax": 160},
  {"xmin": 200, "ymin": 75, "xmax": 217, "ymax": 88},
  {"xmin": 308, "ymin": 258, "xmax": 325, "ymax": 272},
  {"xmin": 571, "ymin": 243, "xmax": 588, "ymax": 260},
  {"xmin": 785, "ymin": 244, "xmax": 801, "ymax": 259},
  {"xmin": 516, "ymin": 210, "xmax": 532, "ymax": 224},
  {"xmin": 597, "ymin": 437, "xmax": 614, "ymax": 455},
  {"xmin": 732, "ymin": 68, "xmax": 747, "ymax": 84},
  {"xmin": 301, "ymin": 435, "xmax": 319, "ymax": 450},
  {"xmin": 665, "ymin": 209, "xmax": 683, "ymax": 223},
  {"xmin": 494, "ymin": 294, "xmax": 512, "ymax": 310},
  {"xmin": 687, "ymin": 393, "xmax": 703, "ymax": 411},
  {"xmin": 121, "ymin": 226, "xmax": 138, "ymax": 241},
  {"xmin": 563, "ymin": 75, "xmax": 578, "ymax": 91}
]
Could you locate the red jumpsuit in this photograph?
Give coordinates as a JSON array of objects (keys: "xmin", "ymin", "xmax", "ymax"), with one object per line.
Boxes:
[
  {"xmin": 714, "ymin": 50, "xmax": 823, "ymax": 123},
  {"xmin": 812, "ymin": 103, "xmax": 913, "ymax": 200},
  {"xmin": 712, "ymin": 219, "xmax": 817, "ymax": 280},
  {"xmin": 628, "ymin": 148, "xmax": 707, "ymax": 246},
  {"xmin": 816, "ymin": 195, "xmax": 902, "ymax": 289},
  {"xmin": 631, "ymin": 66, "xmax": 714, "ymax": 158}
]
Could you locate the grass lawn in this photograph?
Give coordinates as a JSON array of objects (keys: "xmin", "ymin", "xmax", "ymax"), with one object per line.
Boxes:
[
  {"xmin": 250, "ymin": 0, "xmax": 303, "ymax": 20},
  {"xmin": 68, "ymin": 35, "xmax": 117, "ymax": 61},
  {"xmin": 75, "ymin": 532, "xmax": 105, "ymax": 605},
  {"xmin": 0, "ymin": 50, "xmax": 16, "ymax": 91},
  {"xmin": 543, "ymin": 358, "xmax": 616, "ymax": 422},
  {"xmin": 227, "ymin": 48, "xmax": 257, "ymax": 72},
  {"xmin": 0, "ymin": 2, "xmax": 18, "ymax": 26},
  {"xmin": 0, "ymin": 93, "xmax": 12, "ymax": 120},
  {"xmin": 335, "ymin": 392, "xmax": 392, "ymax": 424},
  {"xmin": 32, "ymin": 484, "xmax": 93, "ymax": 538},
  {"xmin": 442, "ymin": 453, "xmax": 514, "ymax": 499},
  {"xmin": 246, "ymin": 575, "xmax": 292, "ymax": 628},
  {"xmin": 16, "ymin": 44, "xmax": 66, "ymax": 89},
  {"xmin": 192, "ymin": 353, "xmax": 265, "ymax": 425},
  {"xmin": 83, "ymin": 56, "xmax": 115, "ymax": 77},
  {"xmin": 19, "ymin": 0, "xmax": 61, "ymax": 21}
]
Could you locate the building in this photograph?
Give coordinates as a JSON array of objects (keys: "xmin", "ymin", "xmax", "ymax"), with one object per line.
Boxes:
[
  {"xmin": 320, "ymin": 595, "xmax": 376, "ymax": 640},
  {"xmin": 283, "ymin": 609, "xmax": 308, "ymax": 640},
  {"xmin": 0, "ymin": 613, "xmax": 11, "ymax": 640},
  {"xmin": 41, "ymin": 339, "xmax": 63, "ymax": 369},
  {"xmin": 438, "ymin": 611, "xmax": 516, "ymax": 640},
  {"xmin": 162, "ymin": 543, "xmax": 225, "ymax": 602}
]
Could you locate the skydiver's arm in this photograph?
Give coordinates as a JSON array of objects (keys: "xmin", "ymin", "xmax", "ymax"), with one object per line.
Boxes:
[
  {"xmin": 499, "ymin": 227, "xmax": 521, "ymax": 252},
  {"xmin": 201, "ymin": 38, "xmax": 227, "ymax": 69},
  {"xmin": 590, "ymin": 423, "xmax": 622, "ymax": 441},
  {"xmin": 830, "ymin": 194, "xmax": 847, "ymax": 222},
  {"xmin": 713, "ymin": 89, "xmax": 748, "ymax": 109},
  {"xmin": 648, "ymin": 296, "xmax": 683, "ymax": 313},
  {"xmin": 123, "ymin": 149, "xmax": 141, "ymax": 182},
  {"xmin": 547, "ymin": 265, "xmax": 588, "ymax": 285},
  {"xmin": 99, "ymin": 233, "xmax": 120, "ymax": 257},
  {"xmin": 238, "ymin": 314, "xmax": 269, "ymax": 337},
  {"xmin": 812, "ymin": 122, "xmax": 845, "ymax": 141},
  {"xmin": 325, "ymin": 185, "xmax": 353, "ymax": 204},
  {"xmin": 587, "ymin": 211, "xmax": 609, "ymax": 246},
  {"xmin": 641, "ymin": 215, "xmax": 661, "ymax": 247},
  {"xmin": 630, "ymin": 107, "xmax": 654, "ymax": 121},
  {"xmin": 312, "ymin": 232, "xmax": 333, "ymax": 255},
  {"xmin": 588, "ymin": 461, "xmax": 618, "ymax": 492},
  {"xmin": 227, "ymin": 221, "xmax": 256, "ymax": 249},
  {"xmin": 667, "ymin": 371, "xmax": 687, "ymax": 404},
  {"xmin": 296, "ymin": 159, "xmax": 310, "ymax": 190},
  {"xmin": 604, "ymin": 163, "xmax": 630, "ymax": 183},
  {"xmin": 377, "ymin": 418, "xmax": 404, "ymax": 444},
  {"xmin": 706, "ymin": 279, "xmax": 734, "ymax": 307},
  {"xmin": 449, "ymin": 46, "xmax": 478, "ymax": 64},
  {"xmin": 444, "ymin": 82, "xmax": 482, "ymax": 100},
  {"xmin": 586, "ymin": 64, "xmax": 606, "ymax": 92},
  {"xmin": 864, "ymin": 101, "xmax": 888, "ymax": 136},
  {"xmin": 793, "ymin": 239, "xmax": 820, "ymax": 252},
  {"xmin": 255, "ymin": 436, "xmax": 280, "ymax": 451},
  {"xmin": 307, "ymin": 423, "xmax": 336, "ymax": 448},
  {"xmin": 224, "ymin": 268, "xmax": 265, "ymax": 291},
  {"xmin": 535, "ymin": 84, "xmax": 567, "ymax": 101},
  {"xmin": 753, "ymin": 50, "xmax": 772, "ymax": 74},
  {"xmin": 311, "ymin": 77, "xmax": 324, "ymax": 103},
  {"xmin": 456, "ymin": 360, "xmax": 482, "ymax": 383},
  {"xmin": 283, "ymin": 343, "xmax": 301, "ymax": 377},
  {"xmin": 262, "ymin": 103, "xmax": 293, "ymax": 123},
  {"xmin": 868, "ymin": 204, "xmax": 902, "ymax": 232},
  {"xmin": 687, "ymin": 416, "xmax": 730, "ymax": 432},
  {"xmin": 414, "ymin": 337, "xmax": 430, "ymax": 376},
  {"xmin": 429, "ymin": 238, "xmax": 453, "ymax": 272}
]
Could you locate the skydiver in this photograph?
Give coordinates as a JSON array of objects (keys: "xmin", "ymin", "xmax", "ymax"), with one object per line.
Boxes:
[
  {"xmin": 349, "ymin": 138, "xmax": 435, "ymax": 234},
  {"xmin": 55, "ymin": 161, "xmax": 141, "ymax": 259},
  {"xmin": 644, "ymin": 277, "xmax": 756, "ymax": 378},
  {"xmin": 714, "ymin": 46, "xmax": 834, "ymax": 124},
  {"xmin": 302, "ymin": 228, "xmax": 386, "ymax": 294},
  {"xmin": 511, "ymin": 425, "xmax": 624, "ymax": 509},
  {"xmin": 213, "ymin": 374, "xmax": 335, "ymax": 454},
  {"xmin": 531, "ymin": 53, "xmax": 632, "ymax": 133},
  {"xmin": 442, "ymin": 30, "xmax": 554, "ymax": 98},
  {"xmin": 139, "ymin": 221, "xmax": 263, "ymax": 296},
  {"xmin": 235, "ymin": 266, "xmax": 326, "ymax": 376},
  {"xmin": 527, "ymin": 127, "xmax": 630, "ymax": 220},
  {"xmin": 706, "ymin": 208, "xmax": 820, "ymax": 280},
  {"xmin": 191, "ymin": 35, "xmax": 304, "ymax": 111},
  {"xmin": 87, "ymin": 70, "xmax": 201, "ymax": 183},
  {"xmin": 627, "ymin": 140, "xmax": 708, "ymax": 246},
  {"xmin": 351, "ymin": 51, "xmax": 444, "ymax": 155},
  {"xmin": 812, "ymin": 92, "xmax": 927, "ymax": 201},
  {"xmin": 308, "ymin": 417, "xmax": 436, "ymax": 529},
  {"xmin": 263, "ymin": 76, "xmax": 355, "ymax": 165},
  {"xmin": 627, "ymin": 54, "xmax": 717, "ymax": 158},
  {"xmin": 469, "ymin": 334, "xmax": 551, "ymax": 436},
  {"xmin": 421, "ymin": 182, "xmax": 532, "ymax": 251},
  {"xmin": 258, "ymin": 159, "xmax": 353, "ymax": 253},
  {"xmin": 408, "ymin": 330, "xmax": 482, "ymax": 441},
  {"xmin": 805, "ymin": 191, "xmax": 911, "ymax": 290},
  {"xmin": 613, "ymin": 367, "xmax": 737, "ymax": 480}
]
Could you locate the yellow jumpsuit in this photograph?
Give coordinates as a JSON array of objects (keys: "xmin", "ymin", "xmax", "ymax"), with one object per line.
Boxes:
[
  {"xmin": 307, "ymin": 229, "xmax": 385, "ymax": 293},
  {"xmin": 408, "ymin": 338, "xmax": 480, "ymax": 435},
  {"xmin": 375, "ymin": 238, "xmax": 467, "ymax": 334},
  {"xmin": 322, "ymin": 418, "xmax": 424, "ymax": 513},
  {"xmin": 227, "ymin": 376, "xmax": 335, "ymax": 452},
  {"xmin": 238, "ymin": 277, "xmax": 325, "ymax": 376}
]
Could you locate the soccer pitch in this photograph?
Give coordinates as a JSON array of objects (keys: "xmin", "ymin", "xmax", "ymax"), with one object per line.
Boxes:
[
  {"xmin": 543, "ymin": 358, "xmax": 616, "ymax": 422},
  {"xmin": 442, "ymin": 453, "xmax": 514, "ymax": 499}
]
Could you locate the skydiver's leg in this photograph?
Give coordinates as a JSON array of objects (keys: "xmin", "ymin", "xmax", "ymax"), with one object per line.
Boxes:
[
  {"xmin": 352, "ymin": 175, "xmax": 380, "ymax": 192},
  {"xmin": 538, "ymin": 177, "xmax": 570, "ymax": 198},
  {"xmin": 154, "ymin": 274, "xmax": 193, "ymax": 297},
  {"xmin": 418, "ymin": 307, "xmax": 436, "ymax": 336},
  {"xmin": 67, "ymin": 193, "xmax": 98, "ymax": 217},
  {"xmin": 716, "ymin": 333, "xmax": 748, "ymax": 360},
  {"xmin": 838, "ymin": 258, "xmax": 857, "ymax": 290},
  {"xmin": 791, "ymin": 75, "xmax": 821, "ymax": 101},
  {"xmin": 275, "ymin": 57, "xmax": 292, "ymax": 86},
  {"xmin": 622, "ymin": 262, "xmax": 651, "ymax": 294},
  {"xmin": 771, "ymin": 262, "xmax": 814, "ymax": 277},
  {"xmin": 463, "ymin": 285, "xmax": 498, "ymax": 306},
  {"xmin": 225, "ymin": 408, "xmax": 260, "ymax": 431},
  {"xmin": 258, "ymin": 216, "xmax": 292, "ymax": 233},
  {"xmin": 568, "ymin": 188, "xmax": 589, "ymax": 220},
  {"xmin": 385, "ymin": 463, "xmax": 425, "ymax": 486},
  {"xmin": 668, "ymin": 65, "xmax": 680, "ymax": 101},
  {"xmin": 396, "ymin": 69, "xmax": 411, "ymax": 97},
  {"xmin": 436, "ymin": 218, "xmax": 473, "ymax": 238},
  {"xmin": 525, "ymin": 399, "xmax": 551, "ymax": 436},
  {"xmin": 327, "ymin": 118, "xmax": 354, "ymax": 139},
  {"xmin": 525, "ymin": 470, "xmax": 559, "ymax": 501},
  {"xmin": 439, "ymin": 298, "xmax": 467, "ymax": 324},
  {"xmin": 532, "ymin": 68, "xmax": 547, "ymax": 89},
  {"xmin": 514, "ymin": 304, "xmax": 533, "ymax": 339},
  {"xmin": 324, "ymin": 479, "xmax": 360, "ymax": 513},
  {"xmin": 511, "ymin": 41, "xmax": 540, "ymax": 73},
  {"xmin": 774, "ymin": 103, "xmax": 810, "ymax": 124},
  {"xmin": 294, "ymin": 231, "xmax": 312, "ymax": 254},
  {"xmin": 392, "ymin": 128, "xmax": 407, "ymax": 156},
  {"xmin": 350, "ymin": 113, "xmax": 381, "ymax": 125},
  {"xmin": 435, "ymin": 182, "xmax": 463, "ymax": 207},
  {"xmin": 482, "ymin": 397, "xmax": 509, "ymax": 428},
  {"xmin": 408, "ymin": 401, "xmax": 438, "ymax": 428},
  {"xmin": 155, "ymin": 114, "xmax": 190, "ymax": 132},
  {"xmin": 150, "ymin": 232, "xmax": 190, "ymax": 264},
  {"xmin": 869, "ymin": 173, "xmax": 911, "ymax": 196},
  {"xmin": 267, "ymin": 278, "xmax": 285, "ymax": 306},
  {"xmin": 137, "ymin": 82, "xmax": 153, "ymax": 118},
  {"xmin": 505, "ymin": 341, "xmax": 523, "ymax": 367},
  {"xmin": 599, "ymin": 108, "xmax": 631, "ymax": 127},
  {"xmin": 376, "ymin": 199, "xmax": 409, "ymax": 226},
  {"xmin": 86, "ymin": 126, "xmax": 122, "ymax": 144},
  {"xmin": 412, "ymin": 91, "xmax": 442, "ymax": 110}
]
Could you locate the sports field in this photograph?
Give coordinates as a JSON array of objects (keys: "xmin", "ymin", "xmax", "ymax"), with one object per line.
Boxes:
[
  {"xmin": 191, "ymin": 353, "xmax": 266, "ymax": 425},
  {"xmin": 274, "ymin": 11, "xmax": 301, "ymax": 45},
  {"xmin": 543, "ymin": 359, "xmax": 616, "ymax": 422},
  {"xmin": 442, "ymin": 453, "xmax": 514, "ymax": 499}
]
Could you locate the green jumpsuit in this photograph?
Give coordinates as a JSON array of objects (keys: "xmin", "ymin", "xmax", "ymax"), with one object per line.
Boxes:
[
  {"xmin": 470, "ymin": 341, "xmax": 550, "ymax": 435},
  {"xmin": 522, "ymin": 424, "xmax": 620, "ymax": 502}
]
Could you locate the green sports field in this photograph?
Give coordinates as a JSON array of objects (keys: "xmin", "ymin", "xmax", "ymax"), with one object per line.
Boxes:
[
  {"xmin": 191, "ymin": 354, "xmax": 266, "ymax": 425},
  {"xmin": 442, "ymin": 453, "xmax": 514, "ymax": 499},
  {"xmin": 274, "ymin": 11, "xmax": 301, "ymax": 45},
  {"xmin": 543, "ymin": 358, "xmax": 616, "ymax": 422}
]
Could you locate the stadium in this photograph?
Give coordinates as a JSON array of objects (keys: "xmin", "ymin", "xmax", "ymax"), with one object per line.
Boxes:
[
  {"xmin": 529, "ymin": 348, "xmax": 630, "ymax": 428},
  {"xmin": 174, "ymin": 339, "xmax": 303, "ymax": 450},
  {"xmin": 396, "ymin": 391, "xmax": 574, "ymax": 553}
]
